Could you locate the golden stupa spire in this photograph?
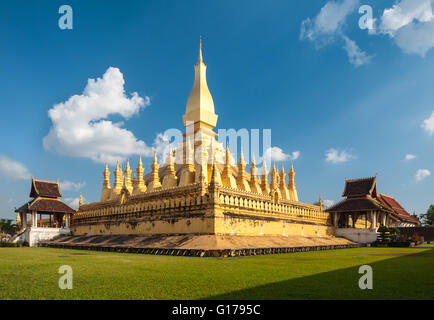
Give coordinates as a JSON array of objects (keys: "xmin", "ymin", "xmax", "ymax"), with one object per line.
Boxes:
[
  {"xmin": 318, "ymin": 194, "xmax": 323, "ymax": 211},
  {"xmin": 101, "ymin": 162, "xmax": 112, "ymax": 201},
  {"xmin": 249, "ymin": 153, "xmax": 262, "ymax": 194},
  {"xmin": 280, "ymin": 163, "xmax": 286, "ymax": 186},
  {"xmin": 179, "ymin": 141, "xmax": 196, "ymax": 186},
  {"xmin": 236, "ymin": 147, "xmax": 250, "ymax": 191},
  {"xmin": 270, "ymin": 161, "xmax": 279, "ymax": 190},
  {"xmin": 183, "ymin": 37, "xmax": 218, "ymax": 131},
  {"xmin": 288, "ymin": 161, "xmax": 298, "ymax": 201},
  {"xmin": 102, "ymin": 161, "xmax": 111, "ymax": 189},
  {"xmin": 124, "ymin": 159, "xmax": 133, "ymax": 193},
  {"xmin": 147, "ymin": 151, "xmax": 162, "ymax": 192},
  {"xmin": 162, "ymin": 146, "xmax": 178, "ymax": 189},
  {"xmin": 79, "ymin": 193, "xmax": 83, "ymax": 206},
  {"xmin": 133, "ymin": 155, "xmax": 147, "ymax": 194},
  {"xmin": 260, "ymin": 160, "xmax": 270, "ymax": 195},
  {"xmin": 113, "ymin": 160, "xmax": 123, "ymax": 191},
  {"xmin": 221, "ymin": 142, "xmax": 237, "ymax": 188},
  {"xmin": 279, "ymin": 164, "xmax": 290, "ymax": 200}
]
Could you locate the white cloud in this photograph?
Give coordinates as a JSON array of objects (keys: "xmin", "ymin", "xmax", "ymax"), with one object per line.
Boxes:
[
  {"xmin": 300, "ymin": 0, "xmax": 372, "ymax": 66},
  {"xmin": 376, "ymin": 0, "xmax": 434, "ymax": 56},
  {"xmin": 43, "ymin": 67, "xmax": 154, "ymax": 164},
  {"xmin": 325, "ymin": 148, "xmax": 355, "ymax": 163},
  {"xmin": 290, "ymin": 151, "xmax": 301, "ymax": 161},
  {"xmin": 300, "ymin": 0, "xmax": 359, "ymax": 43},
  {"xmin": 342, "ymin": 35, "xmax": 373, "ymax": 66},
  {"xmin": 60, "ymin": 180, "xmax": 86, "ymax": 192},
  {"xmin": 65, "ymin": 196, "xmax": 86, "ymax": 210},
  {"xmin": 404, "ymin": 154, "xmax": 416, "ymax": 160},
  {"xmin": 415, "ymin": 168, "xmax": 431, "ymax": 181},
  {"xmin": 0, "ymin": 155, "xmax": 31, "ymax": 180},
  {"xmin": 380, "ymin": 0, "xmax": 433, "ymax": 33},
  {"xmin": 264, "ymin": 147, "xmax": 300, "ymax": 163},
  {"xmin": 323, "ymin": 199, "xmax": 335, "ymax": 209},
  {"xmin": 422, "ymin": 111, "xmax": 434, "ymax": 134}
]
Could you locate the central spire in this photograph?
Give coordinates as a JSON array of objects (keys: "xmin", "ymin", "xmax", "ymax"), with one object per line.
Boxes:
[{"xmin": 183, "ymin": 38, "xmax": 218, "ymax": 131}]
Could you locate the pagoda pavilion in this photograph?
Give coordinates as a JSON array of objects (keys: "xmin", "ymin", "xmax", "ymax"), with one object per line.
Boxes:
[
  {"xmin": 15, "ymin": 178, "xmax": 76, "ymax": 246},
  {"xmin": 326, "ymin": 176, "xmax": 419, "ymax": 242}
]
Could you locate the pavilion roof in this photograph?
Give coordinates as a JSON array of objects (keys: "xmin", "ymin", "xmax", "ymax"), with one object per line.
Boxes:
[
  {"xmin": 30, "ymin": 178, "xmax": 62, "ymax": 198},
  {"xmin": 342, "ymin": 177, "xmax": 377, "ymax": 198},
  {"xmin": 15, "ymin": 197, "xmax": 75, "ymax": 214},
  {"xmin": 325, "ymin": 197, "xmax": 391, "ymax": 213}
]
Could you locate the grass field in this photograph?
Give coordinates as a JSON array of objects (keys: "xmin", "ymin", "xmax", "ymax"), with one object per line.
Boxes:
[{"xmin": 0, "ymin": 247, "xmax": 433, "ymax": 300}]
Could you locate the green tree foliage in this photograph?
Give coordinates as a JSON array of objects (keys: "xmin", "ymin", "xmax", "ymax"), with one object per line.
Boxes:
[
  {"xmin": 377, "ymin": 226, "xmax": 390, "ymax": 243},
  {"xmin": 421, "ymin": 205, "xmax": 434, "ymax": 226},
  {"xmin": 0, "ymin": 219, "xmax": 17, "ymax": 234}
]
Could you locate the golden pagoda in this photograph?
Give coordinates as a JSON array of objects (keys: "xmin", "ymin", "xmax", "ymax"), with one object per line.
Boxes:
[{"xmin": 73, "ymin": 40, "xmax": 332, "ymax": 239}]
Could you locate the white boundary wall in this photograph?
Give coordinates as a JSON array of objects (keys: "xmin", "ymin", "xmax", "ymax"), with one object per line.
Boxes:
[
  {"xmin": 335, "ymin": 228, "xmax": 377, "ymax": 244},
  {"xmin": 24, "ymin": 227, "xmax": 71, "ymax": 247}
]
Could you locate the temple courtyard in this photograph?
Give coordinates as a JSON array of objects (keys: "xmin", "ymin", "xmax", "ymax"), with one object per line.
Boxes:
[{"xmin": 1, "ymin": 247, "xmax": 433, "ymax": 300}]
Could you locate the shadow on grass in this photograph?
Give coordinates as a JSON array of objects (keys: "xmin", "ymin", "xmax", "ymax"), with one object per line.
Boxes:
[{"xmin": 205, "ymin": 249, "xmax": 434, "ymax": 300}]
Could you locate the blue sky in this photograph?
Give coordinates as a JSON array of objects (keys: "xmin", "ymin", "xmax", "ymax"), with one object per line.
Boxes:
[{"xmin": 1, "ymin": 0, "xmax": 434, "ymax": 220}]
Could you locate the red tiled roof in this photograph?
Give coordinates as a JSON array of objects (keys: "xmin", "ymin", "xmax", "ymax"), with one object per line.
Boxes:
[
  {"xmin": 377, "ymin": 194, "xmax": 420, "ymax": 224},
  {"xmin": 342, "ymin": 177, "xmax": 377, "ymax": 198},
  {"xmin": 15, "ymin": 197, "xmax": 75, "ymax": 214},
  {"xmin": 30, "ymin": 178, "xmax": 62, "ymax": 198}
]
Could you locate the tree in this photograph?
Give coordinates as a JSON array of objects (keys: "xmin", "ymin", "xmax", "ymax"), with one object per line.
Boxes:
[
  {"xmin": 0, "ymin": 219, "xmax": 17, "ymax": 234},
  {"xmin": 421, "ymin": 205, "xmax": 434, "ymax": 226}
]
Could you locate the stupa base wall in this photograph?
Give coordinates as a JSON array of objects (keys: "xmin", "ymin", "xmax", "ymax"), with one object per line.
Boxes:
[
  {"xmin": 216, "ymin": 213, "xmax": 335, "ymax": 237},
  {"xmin": 71, "ymin": 214, "xmax": 216, "ymax": 236},
  {"xmin": 71, "ymin": 213, "xmax": 335, "ymax": 238}
]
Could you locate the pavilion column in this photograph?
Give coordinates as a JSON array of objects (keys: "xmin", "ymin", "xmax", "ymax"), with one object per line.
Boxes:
[
  {"xmin": 382, "ymin": 214, "xmax": 387, "ymax": 227},
  {"xmin": 373, "ymin": 211, "xmax": 377, "ymax": 230},
  {"xmin": 22, "ymin": 213, "xmax": 27, "ymax": 229},
  {"xmin": 370, "ymin": 210, "xmax": 377, "ymax": 231},
  {"xmin": 333, "ymin": 213, "xmax": 340, "ymax": 227},
  {"xmin": 64, "ymin": 214, "xmax": 69, "ymax": 228}
]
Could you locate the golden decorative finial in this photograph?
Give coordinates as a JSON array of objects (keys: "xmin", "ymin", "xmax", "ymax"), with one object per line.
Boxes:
[
  {"xmin": 148, "ymin": 151, "xmax": 162, "ymax": 192},
  {"xmin": 198, "ymin": 36, "xmax": 203, "ymax": 63},
  {"xmin": 262, "ymin": 158, "xmax": 268, "ymax": 174},
  {"xmin": 133, "ymin": 155, "xmax": 146, "ymax": 194},
  {"xmin": 183, "ymin": 36, "xmax": 217, "ymax": 130},
  {"xmin": 239, "ymin": 146, "xmax": 245, "ymax": 164},
  {"xmin": 210, "ymin": 161, "xmax": 220, "ymax": 186},
  {"xmin": 225, "ymin": 142, "xmax": 230, "ymax": 165},
  {"xmin": 153, "ymin": 151, "xmax": 158, "ymax": 164},
  {"xmin": 79, "ymin": 193, "xmax": 83, "ymax": 206}
]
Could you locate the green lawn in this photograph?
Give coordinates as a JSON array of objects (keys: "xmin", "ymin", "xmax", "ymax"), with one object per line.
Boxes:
[{"xmin": 0, "ymin": 247, "xmax": 433, "ymax": 300}]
